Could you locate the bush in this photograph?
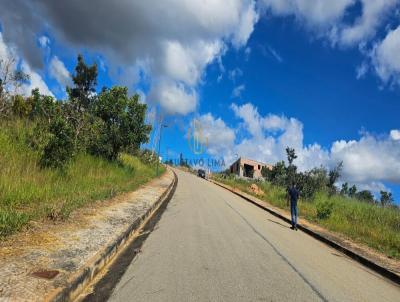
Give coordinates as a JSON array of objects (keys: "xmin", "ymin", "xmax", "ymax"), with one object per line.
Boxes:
[
  {"xmin": 316, "ymin": 199, "xmax": 334, "ymax": 220},
  {"xmin": 40, "ymin": 115, "xmax": 75, "ymax": 169}
]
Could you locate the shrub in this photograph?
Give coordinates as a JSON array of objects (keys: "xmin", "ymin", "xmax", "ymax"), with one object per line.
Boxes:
[
  {"xmin": 40, "ymin": 115, "xmax": 75, "ymax": 169},
  {"xmin": 316, "ymin": 199, "xmax": 334, "ymax": 220}
]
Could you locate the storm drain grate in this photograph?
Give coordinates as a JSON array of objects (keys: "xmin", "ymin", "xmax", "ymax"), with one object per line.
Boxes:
[{"xmin": 31, "ymin": 270, "xmax": 59, "ymax": 280}]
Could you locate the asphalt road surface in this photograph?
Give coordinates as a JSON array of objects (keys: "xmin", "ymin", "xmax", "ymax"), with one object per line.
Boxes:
[{"xmin": 108, "ymin": 169, "xmax": 399, "ymax": 302}]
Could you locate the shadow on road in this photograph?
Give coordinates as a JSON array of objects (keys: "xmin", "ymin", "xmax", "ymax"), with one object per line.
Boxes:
[{"xmin": 267, "ymin": 218, "xmax": 290, "ymax": 229}]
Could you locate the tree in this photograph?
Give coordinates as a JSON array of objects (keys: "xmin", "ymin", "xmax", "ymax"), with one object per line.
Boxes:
[
  {"xmin": 297, "ymin": 167, "xmax": 328, "ymax": 199},
  {"xmin": 380, "ymin": 191, "xmax": 394, "ymax": 207},
  {"xmin": 0, "ymin": 55, "xmax": 29, "ymax": 117},
  {"xmin": 327, "ymin": 161, "xmax": 343, "ymax": 195},
  {"xmin": 29, "ymin": 88, "xmax": 58, "ymax": 123},
  {"xmin": 90, "ymin": 86, "xmax": 151, "ymax": 160},
  {"xmin": 286, "ymin": 147, "xmax": 297, "ymax": 187},
  {"xmin": 340, "ymin": 182, "xmax": 349, "ymax": 195},
  {"xmin": 67, "ymin": 54, "xmax": 98, "ymax": 112},
  {"xmin": 263, "ymin": 160, "xmax": 287, "ymax": 186},
  {"xmin": 286, "ymin": 147, "xmax": 297, "ymax": 166},
  {"xmin": 12, "ymin": 95, "xmax": 32, "ymax": 117},
  {"xmin": 356, "ymin": 190, "xmax": 375, "ymax": 204},
  {"xmin": 348, "ymin": 185, "xmax": 357, "ymax": 198}
]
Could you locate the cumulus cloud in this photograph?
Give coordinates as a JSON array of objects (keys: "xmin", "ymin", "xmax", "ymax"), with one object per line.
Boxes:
[
  {"xmin": 0, "ymin": 0, "xmax": 258, "ymax": 115},
  {"xmin": 259, "ymin": 0, "xmax": 400, "ymax": 84},
  {"xmin": 331, "ymin": 134, "xmax": 400, "ymax": 184},
  {"xmin": 194, "ymin": 113, "xmax": 236, "ymax": 155},
  {"xmin": 260, "ymin": 0, "xmax": 398, "ymax": 45},
  {"xmin": 49, "ymin": 56, "xmax": 72, "ymax": 88},
  {"xmin": 339, "ymin": 0, "xmax": 397, "ymax": 46},
  {"xmin": 149, "ymin": 80, "xmax": 198, "ymax": 115},
  {"xmin": 199, "ymin": 102, "xmax": 400, "ymax": 192},
  {"xmin": 371, "ymin": 26, "xmax": 400, "ymax": 86}
]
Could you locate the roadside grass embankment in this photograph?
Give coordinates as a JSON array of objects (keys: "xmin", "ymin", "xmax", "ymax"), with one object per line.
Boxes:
[
  {"xmin": 0, "ymin": 120, "xmax": 164, "ymax": 238},
  {"xmin": 213, "ymin": 175, "xmax": 400, "ymax": 260}
]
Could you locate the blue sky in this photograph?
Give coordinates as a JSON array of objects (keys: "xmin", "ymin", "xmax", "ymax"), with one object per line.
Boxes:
[{"xmin": 1, "ymin": 1, "xmax": 400, "ymax": 202}]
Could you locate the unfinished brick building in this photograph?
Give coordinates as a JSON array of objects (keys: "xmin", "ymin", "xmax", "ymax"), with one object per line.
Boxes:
[{"xmin": 229, "ymin": 157, "xmax": 272, "ymax": 179}]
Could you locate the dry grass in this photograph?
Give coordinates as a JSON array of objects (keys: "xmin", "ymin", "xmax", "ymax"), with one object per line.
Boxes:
[{"xmin": 0, "ymin": 120, "xmax": 163, "ymax": 238}]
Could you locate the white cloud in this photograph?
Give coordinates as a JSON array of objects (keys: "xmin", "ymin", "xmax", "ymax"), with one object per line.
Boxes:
[
  {"xmin": 340, "ymin": 0, "xmax": 397, "ymax": 46},
  {"xmin": 49, "ymin": 56, "xmax": 72, "ymax": 88},
  {"xmin": 260, "ymin": 0, "xmax": 400, "ymax": 84},
  {"xmin": 261, "ymin": 0, "xmax": 399, "ymax": 46},
  {"xmin": 331, "ymin": 134, "xmax": 400, "ymax": 184},
  {"xmin": 149, "ymin": 80, "xmax": 198, "ymax": 115},
  {"xmin": 199, "ymin": 102, "xmax": 400, "ymax": 192},
  {"xmin": 0, "ymin": 0, "xmax": 259, "ymax": 115},
  {"xmin": 260, "ymin": 0, "xmax": 354, "ymax": 26},
  {"xmin": 232, "ymin": 84, "xmax": 245, "ymax": 97},
  {"xmin": 232, "ymin": 1, "xmax": 259, "ymax": 47},
  {"xmin": 390, "ymin": 129, "xmax": 400, "ymax": 140},
  {"xmin": 194, "ymin": 113, "xmax": 236, "ymax": 155},
  {"xmin": 20, "ymin": 62, "xmax": 54, "ymax": 97},
  {"xmin": 371, "ymin": 26, "xmax": 400, "ymax": 85}
]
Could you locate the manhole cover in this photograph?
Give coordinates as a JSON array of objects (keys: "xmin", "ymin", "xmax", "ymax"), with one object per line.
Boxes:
[{"xmin": 32, "ymin": 270, "xmax": 59, "ymax": 280}]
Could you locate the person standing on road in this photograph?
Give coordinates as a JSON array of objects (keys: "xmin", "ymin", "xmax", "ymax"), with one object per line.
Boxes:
[{"xmin": 287, "ymin": 183, "xmax": 300, "ymax": 230}]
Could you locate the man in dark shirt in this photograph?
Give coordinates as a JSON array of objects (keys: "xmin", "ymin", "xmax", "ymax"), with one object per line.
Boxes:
[{"xmin": 287, "ymin": 183, "xmax": 300, "ymax": 230}]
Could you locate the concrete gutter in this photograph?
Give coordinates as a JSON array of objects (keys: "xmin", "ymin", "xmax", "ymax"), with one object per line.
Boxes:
[
  {"xmin": 210, "ymin": 178, "xmax": 400, "ymax": 286},
  {"xmin": 47, "ymin": 170, "xmax": 178, "ymax": 302}
]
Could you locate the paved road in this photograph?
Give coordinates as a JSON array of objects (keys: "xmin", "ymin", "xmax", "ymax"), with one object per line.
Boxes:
[{"xmin": 108, "ymin": 169, "xmax": 399, "ymax": 302}]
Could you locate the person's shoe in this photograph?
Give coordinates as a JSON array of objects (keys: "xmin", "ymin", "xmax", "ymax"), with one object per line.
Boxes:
[
  {"xmin": 290, "ymin": 226, "xmax": 295, "ymax": 230},
  {"xmin": 295, "ymin": 226, "xmax": 298, "ymax": 231}
]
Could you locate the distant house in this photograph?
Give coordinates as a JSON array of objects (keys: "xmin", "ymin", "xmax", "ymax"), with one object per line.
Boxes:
[{"xmin": 229, "ymin": 157, "xmax": 272, "ymax": 179}]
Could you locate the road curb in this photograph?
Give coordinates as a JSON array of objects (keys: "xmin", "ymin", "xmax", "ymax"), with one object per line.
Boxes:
[
  {"xmin": 210, "ymin": 179, "xmax": 400, "ymax": 286},
  {"xmin": 47, "ymin": 169, "xmax": 178, "ymax": 302}
]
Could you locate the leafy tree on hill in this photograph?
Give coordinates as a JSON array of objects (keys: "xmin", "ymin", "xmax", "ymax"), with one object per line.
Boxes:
[
  {"xmin": 327, "ymin": 161, "xmax": 343, "ymax": 195},
  {"xmin": 380, "ymin": 191, "xmax": 394, "ymax": 207},
  {"xmin": 29, "ymin": 88, "xmax": 58, "ymax": 123},
  {"xmin": 340, "ymin": 182, "xmax": 349, "ymax": 195},
  {"xmin": 356, "ymin": 190, "xmax": 375, "ymax": 204},
  {"xmin": 285, "ymin": 147, "xmax": 297, "ymax": 186},
  {"xmin": 90, "ymin": 86, "xmax": 151, "ymax": 160},
  {"xmin": 297, "ymin": 167, "xmax": 328, "ymax": 199},
  {"xmin": 262, "ymin": 160, "xmax": 287, "ymax": 187},
  {"xmin": 348, "ymin": 185, "xmax": 357, "ymax": 198},
  {"xmin": 67, "ymin": 54, "xmax": 98, "ymax": 112}
]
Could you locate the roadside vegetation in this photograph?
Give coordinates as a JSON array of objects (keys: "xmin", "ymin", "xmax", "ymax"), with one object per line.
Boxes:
[
  {"xmin": 214, "ymin": 148, "xmax": 400, "ymax": 259},
  {"xmin": 0, "ymin": 54, "xmax": 163, "ymax": 238}
]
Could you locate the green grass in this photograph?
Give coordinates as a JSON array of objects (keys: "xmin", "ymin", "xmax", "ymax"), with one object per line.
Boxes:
[
  {"xmin": 213, "ymin": 175, "xmax": 400, "ymax": 259},
  {"xmin": 0, "ymin": 120, "xmax": 164, "ymax": 238}
]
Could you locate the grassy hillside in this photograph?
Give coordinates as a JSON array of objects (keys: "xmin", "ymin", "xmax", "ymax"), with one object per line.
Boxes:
[
  {"xmin": 0, "ymin": 120, "xmax": 163, "ymax": 238},
  {"xmin": 214, "ymin": 175, "xmax": 400, "ymax": 259}
]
